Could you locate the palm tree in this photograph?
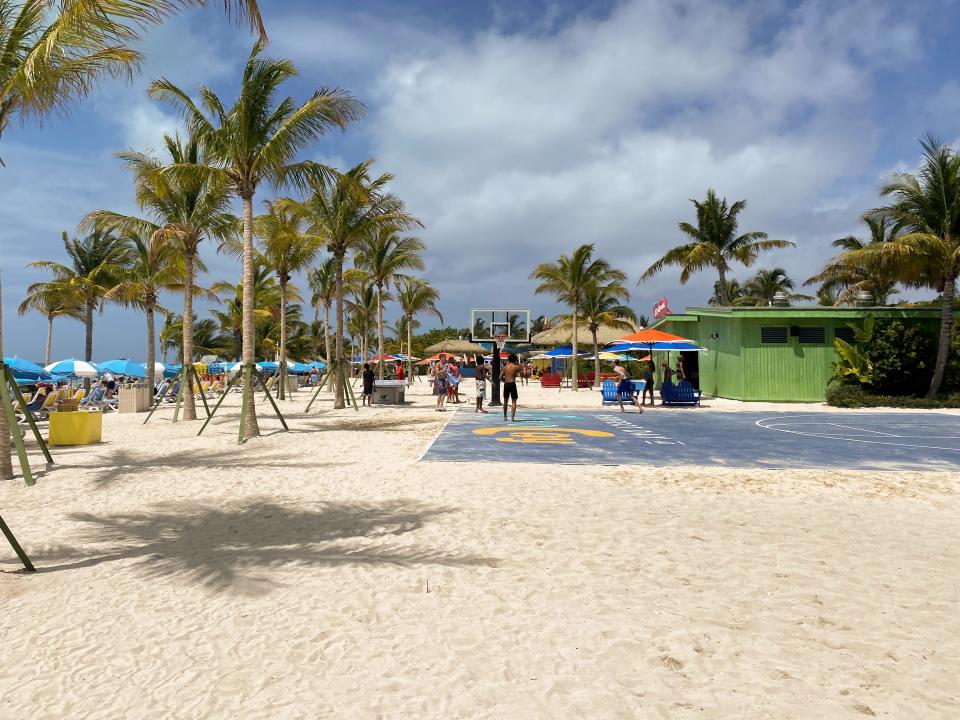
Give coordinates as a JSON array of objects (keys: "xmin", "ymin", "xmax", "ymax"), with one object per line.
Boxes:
[
  {"xmin": 0, "ymin": 269, "xmax": 12, "ymax": 478},
  {"xmin": 854, "ymin": 135, "xmax": 960, "ymax": 397},
  {"xmin": 308, "ymin": 256, "xmax": 336, "ymax": 390},
  {"xmin": 530, "ymin": 244, "xmax": 625, "ymax": 390},
  {"xmin": 345, "ymin": 272, "xmax": 378, "ymax": 362},
  {"xmin": 18, "ymin": 281, "xmax": 82, "ymax": 364},
  {"xmin": 294, "ymin": 162, "xmax": 419, "ymax": 408},
  {"xmin": 640, "ymin": 189, "xmax": 793, "ymax": 305},
  {"xmin": 805, "ymin": 217, "xmax": 901, "ymax": 306},
  {"xmin": 210, "ymin": 261, "xmax": 280, "ymax": 362},
  {"xmin": 736, "ymin": 268, "xmax": 813, "ymax": 306},
  {"xmin": 29, "ymin": 231, "xmax": 131, "ymax": 364},
  {"xmin": 252, "ymin": 199, "xmax": 322, "ymax": 398},
  {"xmin": 105, "ymin": 233, "xmax": 182, "ymax": 390},
  {"xmin": 355, "ymin": 227, "xmax": 425, "ymax": 378},
  {"xmin": 578, "ymin": 283, "xmax": 637, "ymax": 387},
  {"xmin": 396, "ymin": 277, "xmax": 442, "ymax": 380},
  {"xmin": 708, "ymin": 278, "xmax": 744, "ymax": 306},
  {"xmin": 530, "ymin": 315, "xmax": 547, "ymax": 335},
  {"xmin": 149, "ymin": 43, "xmax": 362, "ymax": 437},
  {"xmin": 82, "ymin": 133, "xmax": 235, "ymax": 418},
  {"xmin": 0, "ymin": 0, "xmax": 265, "ymax": 160}
]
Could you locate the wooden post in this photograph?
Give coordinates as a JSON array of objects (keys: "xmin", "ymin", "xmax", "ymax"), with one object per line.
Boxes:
[
  {"xmin": 0, "ymin": 511, "xmax": 34, "ymax": 571},
  {"xmin": 0, "ymin": 370, "xmax": 34, "ymax": 486}
]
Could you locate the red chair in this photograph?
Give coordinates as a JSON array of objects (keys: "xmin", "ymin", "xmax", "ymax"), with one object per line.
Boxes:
[
  {"xmin": 540, "ymin": 372, "xmax": 561, "ymax": 388},
  {"xmin": 576, "ymin": 374, "xmax": 591, "ymax": 388}
]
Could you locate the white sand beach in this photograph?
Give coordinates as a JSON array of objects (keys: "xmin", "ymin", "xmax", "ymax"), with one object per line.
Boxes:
[{"xmin": 2, "ymin": 382, "xmax": 959, "ymax": 718}]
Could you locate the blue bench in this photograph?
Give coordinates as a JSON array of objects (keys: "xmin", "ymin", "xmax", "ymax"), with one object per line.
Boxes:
[
  {"xmin": 660, "ymin": 380, "xmax": 701, "ymax": 406},
  {"xmin": 600, "ymin": 378, "xmax": 645, "ymax": 405}
]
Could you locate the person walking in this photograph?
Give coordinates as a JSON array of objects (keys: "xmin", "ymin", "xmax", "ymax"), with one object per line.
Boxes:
[
  {"xmin": 612, "ymin": 359, "xmax": 643, "ymax": 413},
  {"xmin": 500, "ymin": 353, "xmax": 521, "ymax": 422}
]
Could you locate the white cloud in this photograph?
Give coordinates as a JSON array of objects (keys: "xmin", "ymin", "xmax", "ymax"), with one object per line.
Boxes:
[{"xmin": 361, "ymin": 0, "xmax": 923, "ymax": 319}]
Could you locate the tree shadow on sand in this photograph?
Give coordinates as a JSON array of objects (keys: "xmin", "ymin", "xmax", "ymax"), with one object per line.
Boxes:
[
  {"xmin": 69, "ymin": 447, "xmax": 351, "ymax": 488},
  {"xmin": 293, "ymin": 417, "xmax": 442, "ymax": 433},
  {"xmin": 34, "ymin": 498, "xmax": 498, "ymax": 595}
]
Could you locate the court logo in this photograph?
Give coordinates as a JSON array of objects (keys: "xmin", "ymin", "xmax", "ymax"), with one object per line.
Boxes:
[{"xmin": 473, "ymin": 427, "xmax": 615, "ymax": 444}]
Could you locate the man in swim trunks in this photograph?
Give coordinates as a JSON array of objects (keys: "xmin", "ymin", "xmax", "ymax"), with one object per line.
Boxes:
[
  {"xmin": 500, "ymin": 353, "xmax": 521, "ymax": 421},
  {"xmin": 361, "ymin": 363, "xmax": 375, "ymax": 406},
  {"xmin": 613, "ymin": 359, "xmax": 643, "ymax": 414}
]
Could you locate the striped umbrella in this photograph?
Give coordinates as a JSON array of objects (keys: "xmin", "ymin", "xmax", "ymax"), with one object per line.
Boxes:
[{"xmin": 44, "ymin": 358, "xmax": 100, "ymax": 379}]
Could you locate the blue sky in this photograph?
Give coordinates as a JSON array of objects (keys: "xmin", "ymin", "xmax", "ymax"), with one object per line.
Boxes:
[{"xmin": 2, "ymin": 0, "xmax": 960, "ymax": 361}]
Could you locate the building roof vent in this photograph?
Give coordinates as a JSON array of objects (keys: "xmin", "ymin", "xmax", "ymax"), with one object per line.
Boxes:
[
  {"xmin": 771, "ymin": 291, "xmax": 791, "ymax": 307},
  {"xmin": 855, "ymin": 290, "xmax": 874, "ymax": 307}
]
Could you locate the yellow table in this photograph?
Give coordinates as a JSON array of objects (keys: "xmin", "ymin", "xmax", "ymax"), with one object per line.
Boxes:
[{"xmin": 48, "ymin": 410, "xmax": 102, "ymax": 446}]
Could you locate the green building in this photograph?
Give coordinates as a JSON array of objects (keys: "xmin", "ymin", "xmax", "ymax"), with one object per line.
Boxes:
[{"xmin": 652, "ymin": 306, "xmax": 951, "ymax": 402}]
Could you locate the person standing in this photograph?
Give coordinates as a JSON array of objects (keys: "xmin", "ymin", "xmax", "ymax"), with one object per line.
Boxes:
[
  {"xmin": 641, "ymin": 359, "xmax": 655, "ymax": 406},
  {"xmin": 102, "ymin": 370, "xmax": 117, "ymax": 398},
  {"xmin": 433, "ymin": 361, "xmax": 447, "ymax": 412},
  {"xmin": 612, "ymin": 359, "xmax": 643, "ymax": 413},
  {"xmin": 475, "ymin": 364, "xmax": 488, "ymax": 413},
  {"xmin": 361, "ymin": 363, "xmax": 375, "ymax": 406},
  {"xmin": 395, "ymin": 362, "xmax": 405, "ymax": 382},
  {"xmin": 500, "ymin": 353, "xmax": 521, "ymax": 422}
]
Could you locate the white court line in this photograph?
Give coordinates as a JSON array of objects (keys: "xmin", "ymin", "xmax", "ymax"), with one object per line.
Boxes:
[
  {"xmin": 418, "ymin": 407, "xmax": 460, "ymax": 461},
  {"xmin": 826, "ymin": 423, "xmax": 898, "ymax": 437},
  {"xmin": 755, "ymin": 415, "xmax": 960, "ymax": 452}
]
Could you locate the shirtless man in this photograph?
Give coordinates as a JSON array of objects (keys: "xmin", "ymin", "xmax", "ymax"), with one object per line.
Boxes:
[{"xmin": 500, "ymin": 353, "xmax": 521, "ymax": 421}]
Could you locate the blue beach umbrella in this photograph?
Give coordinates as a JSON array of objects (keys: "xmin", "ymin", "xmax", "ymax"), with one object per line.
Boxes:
[
  {"xmin": 44, "ymin": 358, "xmax": 100, "ymax": 379},
  {"xmin": 308, "ymin": 361, "xmax": 327, "ymax": 371},
  {"xmin": 98, "ymin": 358, "xmax": 146, "ymax": 378},
  {"xmin": 543, "ymin": 345, "xmax": 587, "ymax": 358},
  {"xmin": 3, "ymin": 356, "xmax": 53, "ymax": 381}
]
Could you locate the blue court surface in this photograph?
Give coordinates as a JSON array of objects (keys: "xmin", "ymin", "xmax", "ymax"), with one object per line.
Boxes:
[{"xmin": 421, "ymin": 409, "xmax": 960, "ymax": 471}]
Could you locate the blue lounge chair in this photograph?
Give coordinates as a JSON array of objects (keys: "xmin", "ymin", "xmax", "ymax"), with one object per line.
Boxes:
[
  {"xmin": 660, "ymin": 379, "xmax": 701, "ymax": 406},
  {"xmin": 600, "ymin": 378, "xmax": 644, "ymax": 405}
]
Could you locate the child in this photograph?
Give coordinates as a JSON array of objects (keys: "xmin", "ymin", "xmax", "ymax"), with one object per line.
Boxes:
[
  {"xmin": 361, "ymin": 363, "xmax": 375, "ymax": 406},
  {"xmin": 475, "ymin": 364, "xmax": 488, "ymax": 413}
]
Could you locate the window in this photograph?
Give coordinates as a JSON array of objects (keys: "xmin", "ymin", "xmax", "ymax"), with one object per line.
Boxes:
[
  {"xmin": 797, "ymin": 327, "xmax": 826, "ymax": 344},
  {"xmin": 835, "ymin": 326, "xmax": 855, "ymax": 343},
  {"xmin": 761, "ymin": 326, "xmax": 788, "ymax": 344}
]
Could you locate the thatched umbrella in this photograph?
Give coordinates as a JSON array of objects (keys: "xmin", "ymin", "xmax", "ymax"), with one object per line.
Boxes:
[
  {"xmin": 423, "ymin": 339, "xmax": 489, "ymax": 355},
  {"xmin": 531, "ymin": 321, "xmax": 636, "ymax": 347}
]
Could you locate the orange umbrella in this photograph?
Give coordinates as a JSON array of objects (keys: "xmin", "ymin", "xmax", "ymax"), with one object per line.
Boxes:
[{"xmin": 612, "ymin": 328, "xmax": 693, "ymax": 344}]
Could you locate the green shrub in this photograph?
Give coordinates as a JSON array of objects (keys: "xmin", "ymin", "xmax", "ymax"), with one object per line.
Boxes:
[
  {"xmin": 867, "ymin": 320, "xmax": 936, "ymax": 396},
  {"xmin": 824, "ymin": 384, "xmax": 870, "ymax": 408},
  {"xmin": 825, "ymin": 383, "xmax": 960, "ymax": 408}
]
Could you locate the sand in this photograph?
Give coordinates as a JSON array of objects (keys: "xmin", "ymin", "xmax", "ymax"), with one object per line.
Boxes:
[{"xmin": 1, "ymin": 379, "xmax": 958, "ymax": 718}]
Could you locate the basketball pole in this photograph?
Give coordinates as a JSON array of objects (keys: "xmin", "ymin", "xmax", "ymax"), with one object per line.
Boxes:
[{"xmin": 490, "ymin": 335, "xmax": 502, "ymax": 407}]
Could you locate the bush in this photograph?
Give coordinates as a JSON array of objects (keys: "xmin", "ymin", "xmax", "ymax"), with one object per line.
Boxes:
[
  {"xmin": 867, "ymin": 320, "xmax": 936, "ymax": 396},
  {"xmin": 825, "ymin": 383, "xmax": 960, "ymax": 408}
]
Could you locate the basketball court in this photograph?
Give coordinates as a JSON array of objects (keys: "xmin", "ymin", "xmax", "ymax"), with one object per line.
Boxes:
[{"xmin": 422, "ymin": 409, "xmax": 960, "ymax": 471}]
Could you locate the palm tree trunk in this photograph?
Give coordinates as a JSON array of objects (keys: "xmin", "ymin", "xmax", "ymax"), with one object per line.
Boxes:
[
  {"xmin": 333, "ymin": 250, "xmax": 345, "ymax": 409},
  {"xmin": 146, "ymin": 304, "xmax": 156, "ymax": 394},
  {"xmin": 376, "ymin": 283, "xmax": 385, "ymax": 380},
  {"xmin": 407, "ymin": 314, "xmax": 413, "ymax": 381},
  {"xmin": 84, "ymin": 300, "xmax": 94, "ymax": 362},
  {"xmin": 45, "ymin": 315, "xmax": 54, "ymax": 366},
  {"xmin": 182, "ymin": 250, "xmax": 197, "ymax": 421},
  {"xmin": 717, "ymin": 265, "xmax": 730, "ymax": 306},
  {"xmin": 0, "ymin": 269, "xmax": 13, "ymax": 480},
  {"xmin": 592, "ymin": 327, "xmax": 600, "ymax": 388},
  {"xmin": 928, "ymin": 268, "xmax": 956, "ymax": 398},
  {"xmin": 323, "ymin": 303, "xmax": 333, "ymax": 393},
  {"xmin": 84, "ymin": 299, "xmax": 94, "ymax": 391},
  {"xmin": 241, "ymin": 194, "xmax": 260, "ymax": 437},
  {"xmin": 278, "ymin": 279, "xmax": 287, "ymax": 401},
  {"xmin": 571, "ymin": 310, "xmax": 579, "ymax": 391}
]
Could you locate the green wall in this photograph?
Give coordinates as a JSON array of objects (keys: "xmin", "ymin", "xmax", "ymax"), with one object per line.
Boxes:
[{"xmin": 655, "ymin": 308, "xmax": 949, "ymax": 402}]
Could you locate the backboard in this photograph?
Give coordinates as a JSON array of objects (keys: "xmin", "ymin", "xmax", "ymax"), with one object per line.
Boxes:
[{"xmin": 469, "ymin": 308, "xmax": 531, "ymax": 344}]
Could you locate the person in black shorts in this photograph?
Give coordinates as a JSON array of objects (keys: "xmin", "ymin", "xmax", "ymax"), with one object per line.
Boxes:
[
  {"xmin": 361, "ymin": 363, "xmax": 375, "ymax": 406},
  {"xmin": 500, "ymin": 353, "xmax": 521, "ymax": 421}
]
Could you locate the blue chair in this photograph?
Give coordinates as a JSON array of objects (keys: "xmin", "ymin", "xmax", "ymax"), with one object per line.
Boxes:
[
  {"xmin": 601, "ymin": 378, "xmax": 644, "ymax": 405},
  {"xmin": 660, "ymin": 379, "xmax": 702, "ymax": 406}
]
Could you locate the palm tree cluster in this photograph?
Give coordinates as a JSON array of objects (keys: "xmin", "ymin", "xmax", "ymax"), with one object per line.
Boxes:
[{"xmin": 20, "ymin": 42, "xmax": 439, "ymax": 436}]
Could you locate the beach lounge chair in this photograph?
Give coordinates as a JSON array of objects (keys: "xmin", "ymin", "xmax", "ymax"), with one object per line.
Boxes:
[
  {"xmin": 576, "ymin": 374, "xmax": 591, "ymax": 389},
  {"xmin": 540, "ymin": 372, "xmax": 561, "ymax": 388},
  {"xmin": 660, "ymin": 379, "xmax": 701, "ymax": 406},
  {"xmin": 600, "ymin": 379, "xmax": 645, "ymax": 405},
  {"xmin": 81, "ymin": 385, "xmax": 115, "ymax": 411}
]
